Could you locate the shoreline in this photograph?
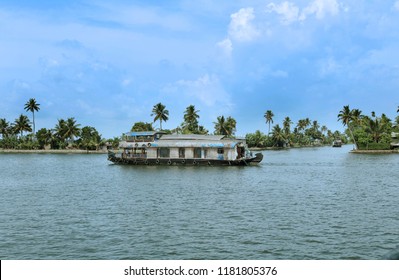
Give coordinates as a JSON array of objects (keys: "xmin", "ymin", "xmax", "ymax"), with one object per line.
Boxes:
[
  {"xmin": 0, "ymin": 149, "xmax": 108, "ymax": 154},
  {"xmin": 2, "ymin": 148, "xmax": 398, "ymax": 155},
  {"xmin": 350, "ymin": 149, "xmax": 399, "ymax": 154}
]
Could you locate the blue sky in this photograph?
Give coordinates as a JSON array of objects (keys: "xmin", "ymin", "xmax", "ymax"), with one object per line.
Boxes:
[{"xmin": 1, "ymin": 0, "xmax": 399, "ymax": 138}]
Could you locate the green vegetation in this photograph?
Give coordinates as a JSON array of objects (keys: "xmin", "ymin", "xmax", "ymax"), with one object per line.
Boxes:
[
  {"xmin": 246, "ymin": 110, "xmax": 343, "ymax": 148},
  {"xmin": 264, "ymin": 110, "xmax": 274, "ymax": 135},
  {"xmin": 151, "ymin": 102, "xmax": 169, "ymax": 131},
  {"xmin": 24, "ymin": 98, "xmax": 40, "ymax": 135},
  {"xmin": 338, "ymin": 105, "xmax": 399, "ymax": 150},
  {"xmin": 181, "ymin": 105, "xmax": 208, "ymax": 135},
  {"xmin": 131, "ymin": 122, "xmax": 154, "ymax": 132},
  {"xmin": 213, "ymin": 115, "xmax": 236, "ymax": 136},
  {"xmin": 0, "ymin": 98, "xmax": 118, "ymax": 151},
  {"xmin": 2, "ymin": 99, "xmax": 398, "ymax": 152}
]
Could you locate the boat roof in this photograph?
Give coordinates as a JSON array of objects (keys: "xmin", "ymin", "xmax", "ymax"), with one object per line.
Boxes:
[
  {"xmin": 120, "ymin": 132, "xmax": 246, "ymax": 148},
  {"xmin": 160, "ymin": 134, "xmax": 226, "ymax": 141},
  {"xmin": 126, "ymin": 131, "xmax": 164, "ymax": 137}
]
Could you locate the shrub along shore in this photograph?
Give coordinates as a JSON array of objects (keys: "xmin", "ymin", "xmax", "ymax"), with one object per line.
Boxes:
[
  {"xmin": 0, "ymin": 149, "xmax": 107, "ymax": 154},
  {"xmin": 350, "ymin": 149, "xmax": 399, "ymax": 154}
]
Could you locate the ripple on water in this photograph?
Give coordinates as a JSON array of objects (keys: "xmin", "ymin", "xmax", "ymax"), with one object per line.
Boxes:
[{"xmin": 0, "ymin": 148, "xmax": 398, "ymax": 259}]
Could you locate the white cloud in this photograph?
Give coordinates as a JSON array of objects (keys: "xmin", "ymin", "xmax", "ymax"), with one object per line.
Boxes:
[
  {"xmin": 216, "ymin": 38, "xmax": 233, "ymax": 57},
  {"xmin": 228, "ymin": 8, "xmax": 260, "ymax": 42},
  {"xmin": 319, "ymin": 57, "xmax": 341, "ymax": 77},
  {"xmin": 267, "ymin": 0, "xmax": 342, "ymax": 24},
  {"xmin": 176, "ymin": 74, "xmax": 232, "ymax": 109},
  {"xmin": 267, "ymin": 1, "xmax": 300, "ymax": 25},
  {"xmin": 300, "ymin": 0, "xmax": 340, "ymax": 21},
  {"xmin": 394, "ymin": 1, "xmax": 399, "ymax": 11}
]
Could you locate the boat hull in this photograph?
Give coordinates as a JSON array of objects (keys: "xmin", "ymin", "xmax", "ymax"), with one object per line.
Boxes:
[{"xmin": 108, "ymin": 151, "xmax": 263, "ymax": 166}]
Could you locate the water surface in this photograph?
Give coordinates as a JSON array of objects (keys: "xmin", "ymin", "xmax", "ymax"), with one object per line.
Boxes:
[{"xmin": 1, "ymin": 146, "xmax": 398, "ymax": 259}]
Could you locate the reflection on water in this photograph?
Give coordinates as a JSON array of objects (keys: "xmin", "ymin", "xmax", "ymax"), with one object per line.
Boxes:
[{"xmin": 0, "ymin": 146, "xmax": 398, "ymax": 259}]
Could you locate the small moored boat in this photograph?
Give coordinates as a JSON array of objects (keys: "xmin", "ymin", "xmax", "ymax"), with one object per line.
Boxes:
[
  {"xmin": 332, "ymin": 139, "xmax": 342, "ymax": 147},
  {"xmin": 108, "ymin": 131, "xmax": 263, "ymax": 166}
]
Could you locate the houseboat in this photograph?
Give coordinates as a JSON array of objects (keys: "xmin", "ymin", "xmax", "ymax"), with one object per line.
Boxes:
[
  {"xmin": 108, "ymin": 131, "xmax": 263, "ymax": 166},
  {"xmin": 391, "ymin": 132, "xmax": 399, "ymax": 149},
  {"xmin": 332, "ymin": 139, "xmax": 343, "ymax": 147}
]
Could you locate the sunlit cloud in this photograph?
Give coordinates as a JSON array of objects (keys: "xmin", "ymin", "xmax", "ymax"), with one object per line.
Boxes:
[
  {"xmin": 228, "ymin": 8, "xmax": 260, "ymax": 42},
  {"xmin": 266, "ymin": 1, "xmax": 300, "ymax": 25},
  {"xmin": 300, "ymin": 0, "xmax": 341, "ymax": 20},
  {"xmin": 216, "ymin": 38, "xmax": 233, "ymax": 57},
  {"xmin": 267, "ymin": 0, "xmax": 342, "ymax": 24},
  {"xmin": 175, "ymin": 74, "xmax": 233, "ymax": 110}
]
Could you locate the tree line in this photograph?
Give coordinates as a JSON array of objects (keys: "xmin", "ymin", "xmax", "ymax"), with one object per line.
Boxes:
[
  {"xmin": 0, "ymin": 98, "xmax": 119, "ymax": 150},
  {"xmin": 131, "ymin": 102, "xmax": 237, "ymax": 136},
  {"xmin": 133, "ymin": 103, "xmax": 342, "ymax": 148},
  {"xmin": 338, "ymin": 105, "xmax": 399, "ymax": 150},
  {"xmin": 246, "ymin": 113, "xmax": 343, "ymax": 148},
  {"xmin": 3, "ymin": 99, "xmax": 397, "ymax": 151}
]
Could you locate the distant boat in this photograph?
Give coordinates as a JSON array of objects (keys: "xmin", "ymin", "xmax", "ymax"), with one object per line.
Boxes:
[
  {"xmin": 332, "ymin": 139, "xmax": 342, "ymax": 147},
  {"xmin": 108, "ymin": 131, "xmax": 263, "ymax": 166}
]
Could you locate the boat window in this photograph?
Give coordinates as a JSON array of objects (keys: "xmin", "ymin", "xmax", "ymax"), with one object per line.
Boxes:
[
  {"xmin": 158, "ymin": 148, "xmax": 170, "ymax": 158},
  {"xmin": 217, "ymin": 148, "xmax": 224, "ymax": 154},
  {"xmin": 194, "ymin": 148, "xmax": 202, "ymax": 158},
  {"xmin": 179, "ymin": 148, "xmax": 185, "ymax": 158}
]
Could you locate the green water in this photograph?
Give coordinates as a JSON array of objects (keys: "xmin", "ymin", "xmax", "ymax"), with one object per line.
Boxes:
[{"xmin": 0, "ymin": 145, "xmax": 398, "ymax": 259}]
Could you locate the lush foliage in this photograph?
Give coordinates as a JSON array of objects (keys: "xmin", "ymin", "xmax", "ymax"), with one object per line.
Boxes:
[
  {"xmin": 4, "ymin": 99, "xmax": 397, "ymax": 152},
  {"xmin": 339, "ymin": 106, "xmax": 398, "ymax": 150},
  {"xmin": 24, "ymin": 98, "xmax": 40, "ymax": 135},
  {"xmin": 151, "ymin": 102, "xmax": 169, "ymax": 130},
  {"xmin": 246, "ymin": 110, "xmax": 343, "ymax": 148},
  {"xmin": 1, "ymin": 98, "xmax": 117, "ymax": 150},
  {"xmin": 213, "ymin": 116, "xmax": 236, "ymax": 136},
  {"xmin": 131, "ymin": 122, "xmax": 154, "ymax": 132}
]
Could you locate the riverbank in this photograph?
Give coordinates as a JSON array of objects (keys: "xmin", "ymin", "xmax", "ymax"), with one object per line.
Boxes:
[
  {"xmin": 0, "ymin": 149, "xmax": 108, "ymax": 154},
  {"xmin": 250, "ymin": 144, "xmax": 333, "ymax": 151},
  {"xmin": 350, "ymin": 149, "xmax": 399, "ymax": 154}
]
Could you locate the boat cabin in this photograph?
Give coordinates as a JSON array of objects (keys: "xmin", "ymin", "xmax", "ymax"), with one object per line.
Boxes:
[
  {"xmin": 108, "ymin": 131, "xmax": 263, "ymax": 166},
  {"xmin": 391, "ymin": 132, "xmax": 399, "ymax": 149}
]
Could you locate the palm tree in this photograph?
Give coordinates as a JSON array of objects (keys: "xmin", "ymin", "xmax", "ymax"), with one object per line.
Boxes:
[
  {"xmin": 13, "ymin": 114, "xmax": 32, "ymax": 138},
  {"xmin": 24, "ymin": 98, "xmax": 40, "ymax": 135},
  {"xmin": 264, "ymin": 110, "xmax": 274, "ymax": 135},
  {"xmin": 36, "ymin": 128, "xmax": 54, "ymax": 149},
  {"xmin": 0, "ymin": 118, "xmax": 10, "ymax": 139},
  {"xmin": 64, "ymin": 117, "xmax": 81, "ymax": 143},
  {"xmin": 321, "ymin": 125, "xmax": 328, "ymax": 135},
  {"xmin": 214, "ymin": 116, "xmax": 228, "ymax": 135},
  {"xmin": 338, "ymin": 105, "xmax": 358, "ymax": 149},
  {"xmin": 296, "ymin": 119, "xmax": 307, "ymax": 132},
  {"xmin": 79, "ymin": 126, "xmax": 101, "ymax": 150},
  {"xmin": 183, "ymin": 105, "xmax": 200, "ymax": 133},
  {"xmin": 225, "ymin": 116, "xmax": 237, "ymax": 136},
  {"xmin": 247, "ymin": 130, "xmax": 266, "ymax": 147},
  {"xmin": 380, "ymin": 113, "xmax": 392, "ymax": 131},
  {"xmin": 304, "ymin": 118, "xmax": 311, "ymax": 128},
  {"xmin": 351, "ymin": 109, "xmax": 363, "ymax": 124},
  {"xmin": 283, "ymin": 117, "xmax": 292, "ymax": 136},
  {"xmin": 364, "ymin": 116, "xmax": 384, "ymax": 143},
  {"xmin": 55, "ymin": 119, "xmax": 67, "ymax": 142},
  {"xmin": 131, "ymin": 122, "xmax": 154, "ymax": 132},
  {"xmin": 271, "ymin": 124, "xmax": 285, "ymax": 147},
  {"xmin": 295, "ymin": 119, "xmax": 308, "ymax": 145},
  {"xmin": 214, "ymin": 115, "xmax": 236, "ymax": 136},
  {"xmin": 151, "ymin": 103, "xmax": 169, "ymax": 130},
  {"xmin": 312, "ymin": 120, "xmax": 320, "ymax": 132}
]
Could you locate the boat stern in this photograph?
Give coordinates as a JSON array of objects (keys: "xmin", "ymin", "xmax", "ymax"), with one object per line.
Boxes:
[{"xmin": 252, "ymin": 152, "xmax": 263, "ymax": 163}]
